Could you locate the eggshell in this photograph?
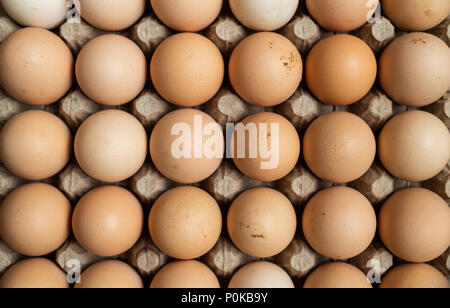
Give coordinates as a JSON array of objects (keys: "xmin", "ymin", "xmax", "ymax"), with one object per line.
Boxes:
[
  {"xmin": 227, "ymin": 187, "xmax": 296, "ymax": 258},
  {"xmin": 231, "ymin": 112, "xmax": 300, "ymax": 182},
  {"xmin": 74, "ymin": 110, "xmax": 147, "ymax": 183},
  {"xmin": 378, "ymin": 111, "xmax": 450, "ymax": 182},
  {"xmin": 305, "ymin": 34, "xmax": 377, "ymax": 106},
  {"xmin": 380, "ymin": 264, "xmax": 449, "ymax": 289},
  {"xmin": 150, "ymin": 0, "xmax": 222, "ymax": 32},
  {"xmin": 306, "ymin": 0, "xmax": 379, "ymax": 32},
  {"xmin": 78, "ymin": 0, "xmax": 146, "ymax": 31},
  {"xmin": 228, "ymin": 262, "xmax": 295, "ymax": 288},
  {"xmin": 150, "ymin": 109, "xmax": 224, "ymax": 184},
  {"xmin": 303, "ymin": 262, "xmax": 372, "ymax": 289},
  {"xmin": 379, "ymin": 32, "xmax": 450, "ymax": 107},
  {"xmin": 72, "ymin": 186, "xmax": 144, "ymax": 257},
  {"xmin": 0, "ymin": 110, "xmax": 72, "ymax": 180},
  {"xmin": 229, "ymin": 32, "xmax": 302, "ymax": 107},
  {"xmin": 229, "ymin": 0, "xmax": 299, "ymax": 31},
  {"xmin": 302, "ymin": 187, "xmax": 377, "ymax": 260},
  {"xmin": 378, "ymin": 188, "xmax": 450, "ymax": 263},
  {"xmin": 76, "ymin": 34, "xmax": 147, "ymax": 106},
  {"xmin": 150, "ymin": 260, "xmax": 220, "ymax": 289},
  {"xmin": 0, "ymin": 258, "xmax": 69, "ymax": 289},
  {"xmin": 148, "ymin": 186, "xmax": 222, "ymax": 260},
  {"xmin": 303, "ymin": 112, "xmax": 376, "ymax": 183},
  {"xmin": 0, "ymin": 183, "xmax": 71, "ymax": 257},
  {"xmin": 0, "ymin": 27, "xmax": 73, "ymax": 106},
  {"xmin": 382, "ymin": 0, "xmax": 450, "ymax": 31},
  {"xmin": 150, "ymin": 33, "xmax": 224, "ymax": 107},
  {"xmin": 75, "ymin": 260, "xmax": 144, "ymax": 289},
  {"xmin": 0, "ymin": 0, "xmax": 68, "ymax": 29}
]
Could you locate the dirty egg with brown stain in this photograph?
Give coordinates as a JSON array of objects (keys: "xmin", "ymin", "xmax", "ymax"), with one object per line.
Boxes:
[{"xmin": 229, "ymin": 32, "xmax": 303, "ymax": 107}]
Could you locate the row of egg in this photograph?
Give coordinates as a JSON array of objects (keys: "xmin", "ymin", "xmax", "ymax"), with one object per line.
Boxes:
[
  {"xmin": 1, "ymin": 107, "xmax": 449, "ymax": 188},
  {"xmin": 2, "ymin": 0, "xmax": 449, "ymax": 33},
  {"xmin": 1, "ymin": 258, "xmax": 448, "ymax": 288},
  {"xmin": 1, "ymin": 26, "xmax": 449, "ymax": 109},
  {"xmin": 0, "ymin": 182, "xmax": 449, "ymax": 271}
]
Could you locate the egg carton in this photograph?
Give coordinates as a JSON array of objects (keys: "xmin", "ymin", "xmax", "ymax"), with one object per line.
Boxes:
[{"xmin": 0, "ymin": 2, "xmax": 449, "ymax": 287}]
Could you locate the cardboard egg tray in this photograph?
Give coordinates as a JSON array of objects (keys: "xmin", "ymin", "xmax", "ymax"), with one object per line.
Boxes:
[{"xmin": 0, "ymin": 1, "xmax": 449, "ymax": 287}]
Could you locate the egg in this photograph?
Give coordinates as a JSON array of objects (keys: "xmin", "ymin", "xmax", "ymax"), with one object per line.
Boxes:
[
  {"xmin": 150, "ymin": 0, "xmax": 222, "ymax": 32},
  {"xmin": 0, "ymin": 258, "xmax": 68, "ymax": 289},
  {"xmin": 305, "ymin": 34, "xmax": 377, "ymax": 106},
  {"xmin": 75, "ymin": 260, "xmax": 144, "ymax": 289},
  {"xmin": 306, "ymin": 0, "xmax": 379, "ymax": 32},
  {"xmin": 227, "ymin": 187, "xmax": 296, "ymax": 258},
  {"xmin": 380, "ymin": 264, "xmax": 449, "ymax": 289},
  {"xmin": 72, "ymin": 186, "xmax": 144, "ymax": 257},
  {"xmin": 378, "ymin": 111, "xmax": 450, "ymax": 182},
  {"xmin": 229, "ymin": 0, "xmax": 299, "ymax": 31},
  {"xmin": 303, "ymin": 112, "xmax": 376, "ymax": 183},
  {"xmin": 0, "ymin": 27, "xmax": 73, "ymax": 106},
  {"xmin": 231, "ymin": 112, "xmax": 300, "ymax": 182},
  {"xmin": 0, "ymin": 110, "xmax": 72, "ymax": 180},
  {"xmin": 149, "ymin": 186, "xmax": 222, "ymax": 260},
  {"xmin": 76, "ymin": 34, "xmax": 147, "ymax": 106},
  {"xmin": 379, "ymin": 32, "xmax": 450, "ymax": 107},
  {"xmin": 302, "ymin": 187, "xmax": 377, "ymax": 260},
  {"xmin": 78, "ymin": 0, "xmax": 146, "ymax": 31},
  {"xmin": 0, "ymin": 183, "xmax": 71, "ymax": 257},
  {"xmin": 150, "ymin": 109, "xmax": 224, "ymax": 184},
  {"xmin": 74, "ymin": 110, "xmax": 147, "ymax": 183},
  {"xmin": 150, "ymin": 260, "xmax": 220, "ymax": 288},
  {"xmin": 303, "ymin": 262, "xmax": 372, "ymax": 289},
  {"xmin": 382, "ymin": 0, "xmax": 450, "ymax": 31},
  {"xmin": 150, "ymin": 33, "xmax": 224, "ymax": 107},
  {"xmin": 0, "ymin": 0, "xmax": 68, "ymax": 29},
  {"xmin": 379, "ymin": 188, "xmax": 450, "ymax": 263},
  {"xmin": 229, "ymin": 32, "xmax": 302, "ymax": 107},
  {"xmin": 228, "ymin": 262, "xmax": 295, "ymax": 288}
]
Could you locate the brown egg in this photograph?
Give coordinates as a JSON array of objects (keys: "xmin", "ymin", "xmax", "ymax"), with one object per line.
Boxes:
[
  {"xmin": 227, "ymin": 187, "xmax": 296, "ymax": 258},
  {"xmin": 303, "ymin": 112, "xmax": 376, "ymax": 183},
  {"xmin": 150, "ymin": 109, "xmax": 224, "ymax": 184},
  {"xmin": 72, "ymin": 186, "xmax": 144, "ymax": 257},
  {"xmin": 0, "ymin": 27, "xmax": 73, "ymax": 106},
  {"xmin": 149, "ymin": 186, "xmax": 222, "ymax": 260},
  {"xmin": 0, "ymin": 183, "xmax": 71, "ymax": 257},
  {"xmin": 305, "ymin": 34, "xmax": 377, "ymax": 106},
  {"xmin": 228, "ymin": 262, "xmax": 295, "ymax": 288},
  {"xmin": 379, "ymin": 188, "xmax": 450, "ymax": 263},
  {"xmin": 302, "ymin": 187, "xmax": 377, "ymax": 260},
  {"xmin": 0, "ymin": 110, "xmax": 72, "ymax": 180},
  {"xmin": 76, "ymin": 34, "xmax": 147, "ymax": 106},
  {"xmin": 74, "ymin": 110, "xmax": 147, "ymax": 183},
  {"xmin": 380, "ymin": 264, "xmax": 449, "ymax": 289},
  {"xmin": 0, "ymin": 258, "xmax": 69, "ymax": 289},
  {"xmin": 229, "ymin": 32, "xmax": 302, "ymax": 107},
  {"xmin": 303, "ymin": 262, "xmax": 372, "ymax": 289},
  {"xmin": 75, "ymin": 260, "xmax": 143, "ymax": 289},
  {"xmin": 150, "ymin": 33, "xmax": 224, "ymax": 107},
  {"xmin": 231, "ymin": 112, "xmax": 300, "ymax": 182},
  {"xmin": 306, "ymin": 0, "xmax": 379, "ymax": 32},
  {"xmin": 378, "ymin": 111, "xmax": 450, "ymax": 182},
  {"xmin": 382, "ymin": 0, "xmax": 450, "ymax": 31},
  {"xmin": 379, "ymin": 32, "xmax": 450, "ymax": 107},
  {"xmin": 150, "ymin": 260, "xmax": 220, "ymax": 288},
  {"xmin": 150, "ymin": 0, "xmax": 222, "ymax": 32},
  {"xmin": 78, "ymin": 0, "xmax": 146, "ymax": 31}
]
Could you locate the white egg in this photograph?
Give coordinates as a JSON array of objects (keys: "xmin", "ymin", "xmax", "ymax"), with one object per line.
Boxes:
[
  {"xmin": 1, "ymin": 0, "xmax": 69, "ymax": 29},
  {"xmin": 229, "ymin": 0, "xmax": 299, "ymax": 31}
]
